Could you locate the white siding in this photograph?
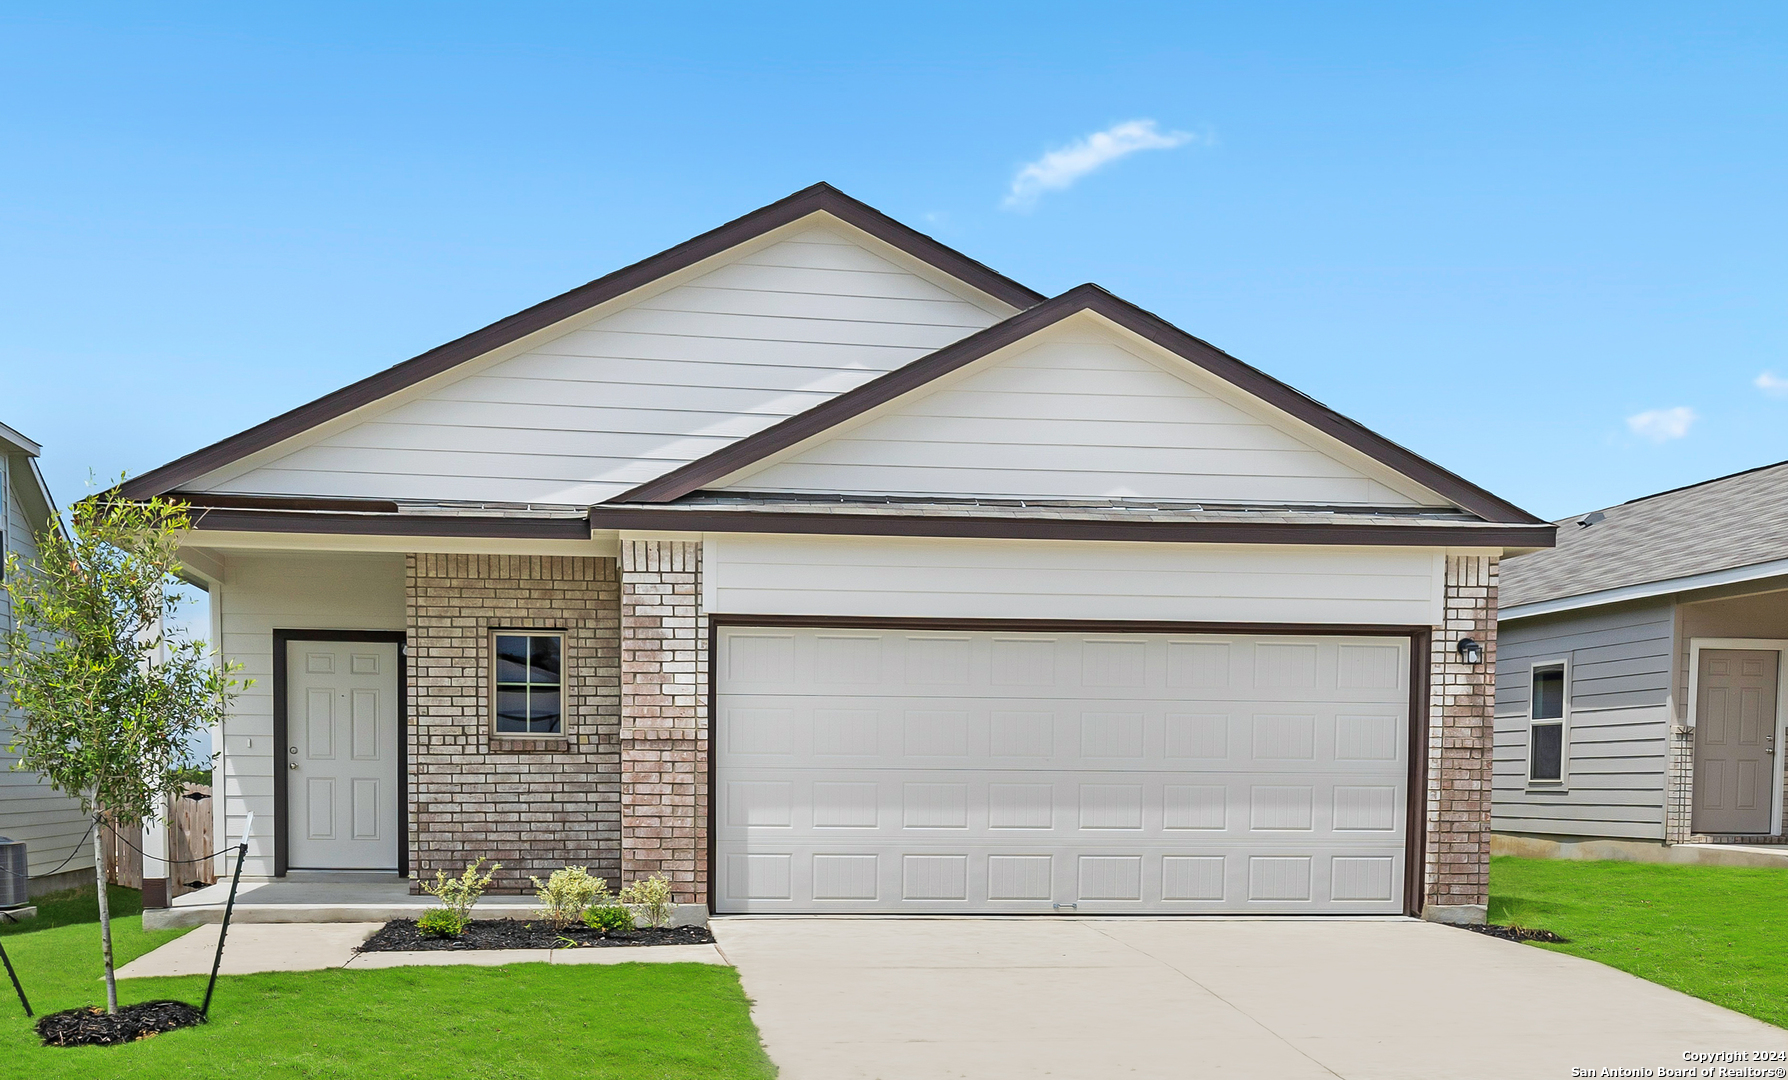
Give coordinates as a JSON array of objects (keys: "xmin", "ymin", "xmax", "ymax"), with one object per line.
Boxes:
[
  {"xmin": 706, "ymin": 534, "xmax": 1446, "ymax": 626},
  {"xmin": 0, "ymin": 460, "xmax": 95, "ymax": 879},
  {"xmin": 215, "ymin": 553, "xmax": 406, "ymax": 875},
  {"xmin": 1493, "ymin": 600, "xmax": 1674, "ymax": 840},
  {"xmin": 193, "ymin": 223, "xmax": 1009, "ymax": 505},
  {"xmin": 725, "ymin": 319, "xmax": 1436, "ymax": 506}
]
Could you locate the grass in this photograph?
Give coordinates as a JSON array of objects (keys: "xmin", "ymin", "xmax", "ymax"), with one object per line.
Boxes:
[
  {"xmin": 0, "ymin": 886, "xmax": 777, "ymax": 1078},
  {"xmin": 1489, "ymin": 856, "xmax": 1788, "ymax": 1029}
]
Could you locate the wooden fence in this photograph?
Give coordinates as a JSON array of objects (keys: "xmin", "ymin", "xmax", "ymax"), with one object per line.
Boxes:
[{"xmin": 103, "ymin": 785, "xmax": 215, "ymax": 897}]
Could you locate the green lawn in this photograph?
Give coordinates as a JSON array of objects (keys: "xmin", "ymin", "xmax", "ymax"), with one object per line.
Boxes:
[
  {"xmin": 1489, "ymin": 856, "xmax": 1788, "ymax": 1029},
  {"xmin": 0, "ymin": 886, "xmax": 776, "ymax": 1078}
]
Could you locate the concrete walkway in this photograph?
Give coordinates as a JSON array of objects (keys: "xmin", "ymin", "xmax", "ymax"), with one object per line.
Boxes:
[
  {"xmin": 712, "ymin": 917, "xmax": 1787, "ymax": 1080},
  {"xmin": 115, "ymin": 922, "xmax": 725, "ymax": 978}
]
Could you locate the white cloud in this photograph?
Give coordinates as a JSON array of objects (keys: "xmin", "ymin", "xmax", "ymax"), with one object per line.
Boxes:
[
  {"xmin": 1755, "ymin": 371, "xmax": 1788, "ymax": 397},
  {"xmin": 1626, "ymin": 406, "xmax": 1698, "ymax": 443},
  {"xmin": 1004, "ymin": 120, "xmax": 1195, "ymax": 210}
]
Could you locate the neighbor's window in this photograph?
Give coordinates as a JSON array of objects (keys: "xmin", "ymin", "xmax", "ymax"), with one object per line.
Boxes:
[
  {"xmin": 1529, "ymin": 663, "xmax": 1566, "ymax": 782},
  {"xmin": 494, "ymin": 632, "xmax": 563, "ymax": 735}
]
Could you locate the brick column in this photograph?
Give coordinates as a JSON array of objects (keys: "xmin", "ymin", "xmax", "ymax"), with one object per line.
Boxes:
[
  {"xmin": 618, "ymin": 539, "xmax": 708, "ymax": 904},
  {"xmin": 1666, "ymin": 727, "xmax": 1695, "ymax": 843},
  {"xmin": 1423, "ymin": 553, "xmax": 1497, "ymax": 923}
]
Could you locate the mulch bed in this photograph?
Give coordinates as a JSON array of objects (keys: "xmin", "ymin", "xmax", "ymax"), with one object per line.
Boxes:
[
  {"xmin": 1464, "ymin": 923, "xmax": 1569, "ymax": 944},
  {"xmin": 37, "ymin": 1000, "xmax": 204, "ymax": 1047},
  {"xmin": 358, "ymin": 918, "xmax": 715, "ymax": 952}
]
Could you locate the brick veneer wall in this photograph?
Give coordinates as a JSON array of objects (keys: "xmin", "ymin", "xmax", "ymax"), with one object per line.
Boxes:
[
  {"xmin": 406, "ymin": 554, "xmax": 621, "ymax": 892},
  {"xmin": 617, "ymin": 539, "xmax": 708, "ymax": 903},
  {"xmin": 1423, "ymin": 554, "xmax": 1498, "ymax": 915}
]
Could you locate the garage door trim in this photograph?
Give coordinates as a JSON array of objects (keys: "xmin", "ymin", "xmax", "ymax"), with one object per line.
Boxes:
[{"xmin": 706, "ymin": 615, "xmax": 1432, "ymax": 917}]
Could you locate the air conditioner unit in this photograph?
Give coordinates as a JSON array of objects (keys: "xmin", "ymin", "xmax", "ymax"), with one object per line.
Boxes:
[{"xmin": 0, "ymin": 836, "xmax": 27, "ymax": 909}]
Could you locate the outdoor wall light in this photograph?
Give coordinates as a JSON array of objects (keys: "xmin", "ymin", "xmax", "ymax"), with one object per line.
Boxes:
[{"xmin": 1456, "ymin": 637, "xmax": 1484, "ymax": 665}]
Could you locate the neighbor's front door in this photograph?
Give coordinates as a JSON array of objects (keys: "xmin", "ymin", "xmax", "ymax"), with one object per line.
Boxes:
[
  {"xmin": 286, "ymin": 640, "xmax": 400, "ymax": 870},
  {"xmin": 1692, "ymin": 648, "xmax": 1779, "ymax": 836}
]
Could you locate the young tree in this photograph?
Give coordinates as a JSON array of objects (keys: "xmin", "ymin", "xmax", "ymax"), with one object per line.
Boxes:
[{"xmin": 0, "ymin": 491, "xmax": 243, "ymax": 1014}]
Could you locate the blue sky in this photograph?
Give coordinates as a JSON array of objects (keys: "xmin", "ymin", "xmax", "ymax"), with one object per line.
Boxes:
[{"xmin": 4, "ymin": 2, "xmax": 1785, "ymax": 521}]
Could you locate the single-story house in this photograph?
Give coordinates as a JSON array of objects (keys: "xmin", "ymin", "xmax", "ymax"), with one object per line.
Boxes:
[
  {"xmin": 119, "ymin": 184, "xmax": 1554, "ymax": 924},
  {"xmin": 0, "ymin": 421, "xmax": 95, "ymax": 897},
  {"xmin": 1496, "ymin": 461, "xmax": 1788, "ymax": 855}
]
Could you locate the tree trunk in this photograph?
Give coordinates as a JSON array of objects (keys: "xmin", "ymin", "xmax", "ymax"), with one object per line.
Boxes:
[{"xmin": 92, "ymin": 816, "xmax": 117, "ymax": 1015}]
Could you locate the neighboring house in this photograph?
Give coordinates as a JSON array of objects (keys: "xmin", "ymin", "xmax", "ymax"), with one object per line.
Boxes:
[
  {"xmin": 118, "ymin": 184, "xmax": 1553, "ymax": 923},
  {"xmin": 0, "ymin": 421, "xmax": 93, "ymax": 896},
  {"xmin": 1496, "ymin": 461, "xmax": 1788, "ymax": 855}
]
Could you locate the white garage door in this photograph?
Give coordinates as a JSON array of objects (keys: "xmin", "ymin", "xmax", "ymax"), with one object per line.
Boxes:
[{"xmin": 714, "ymin": 627, "xmax": 1411, "ymax": 914}]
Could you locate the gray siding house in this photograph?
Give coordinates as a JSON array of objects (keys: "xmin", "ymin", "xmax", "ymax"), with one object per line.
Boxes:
[
  {"xmin": 0, "ymin": 421, "xmax": 93, "ymax": 895},
  {"xmin": 1495, "ymin": 461, "xmax": 1788, "ymax": 855}
]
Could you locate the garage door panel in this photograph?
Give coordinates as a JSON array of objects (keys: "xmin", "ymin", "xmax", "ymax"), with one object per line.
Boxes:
[
  {"xmin": 716, "ymin": 627, "xmax": 1410, "ymax": 914},
  {"xmin": 715, "ymin": 771, "xmax": 1407, "ymax": 841}
]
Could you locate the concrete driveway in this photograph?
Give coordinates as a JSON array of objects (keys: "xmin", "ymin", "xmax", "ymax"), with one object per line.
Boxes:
[{"xmin": 712, "ymin": 917, "xmax": 1785, "ymax": 1079}]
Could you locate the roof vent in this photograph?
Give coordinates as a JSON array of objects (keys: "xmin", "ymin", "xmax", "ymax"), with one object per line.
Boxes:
[{"xmin": 1577, "ymin": 511, "xmax": 1606, "ymax": 529}]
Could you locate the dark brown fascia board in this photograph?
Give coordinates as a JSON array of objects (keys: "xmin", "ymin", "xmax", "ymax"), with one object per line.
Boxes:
[
  {"xmin": 115, "ymin": 183, "xmax": 1045, "ymax": 503},
  {"xmin": 612, "ymin": 284, "xmax": 1548, "ymax": 527},
  {"xmin": 179, "ymin": 498, "xmax": 1556, "ymax": 547},
  {"xmin": 177, "ymin": 492, "xmax": 404, "ymax": 514},
  {"xmin": 584, "ymin": 505, "xmax": 1554, "ymax": 548},
  {"xmin": 188, "ymin": 507, "xmax": 592, "ymax": 540}
]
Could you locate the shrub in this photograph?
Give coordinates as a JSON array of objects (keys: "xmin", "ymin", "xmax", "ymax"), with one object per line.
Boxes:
[
  {"xmin": 620, "ymin": 874, "xmax": 676, "ymax": 929},
  {"xmin": 421, "ymin": 857, "xmax": 499, "ymax": 924},
  {"xmin": 418, "ymin": 907, "xmax": 465, "ymax": 937},
  {"xmin": 531, "ymin": 865, "xmax": 607, "ymax": 930},
  {"xmin": 583, "ymin": 903, "xmax": 635, "ymax": 934}
]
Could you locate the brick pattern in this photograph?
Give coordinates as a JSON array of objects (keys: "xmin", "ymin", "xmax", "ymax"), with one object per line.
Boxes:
[
  {"xmin": 406, "ymin": 554, "xmax": 621, "ymax": 892},
  {"xmin": 1424, "ymin": 554, "xmax": 1498, "ymax": 911},
  {"xmin": 1667, "ymin": 726, "xmax": 1696, "ymax": 843},
  {"xmin": 617, "ymin": 540, "xmax": 708, "ymax": 903}
]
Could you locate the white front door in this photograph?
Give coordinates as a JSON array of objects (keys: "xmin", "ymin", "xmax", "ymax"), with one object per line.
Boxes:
[
  {"xmin": 715, "ymin": 627, "xmax": 1410, "ymax": 915},
  {"xmin": 286, "ymin": 640, "xmax": 400, "ymax": 870}
]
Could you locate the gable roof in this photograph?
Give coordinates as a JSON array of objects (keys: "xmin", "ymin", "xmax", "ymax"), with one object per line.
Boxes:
[
  {"xmin": 613, "ymin": 284, "xmax": 1547, "ymax": 525},
  {"xmin": 1500, "ymin": 458, "xmax": 1788, "ymax": 613},
  {"xmin": 1, "ymin": 420, "xmax": 59, "ymax": 533},
  {"xmin": 117, "ymin": 183, "xmax": 1044, "ymax": 502}
]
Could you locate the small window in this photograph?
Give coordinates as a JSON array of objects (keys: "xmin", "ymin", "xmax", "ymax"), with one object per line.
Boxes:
[
  {"xmin": 494, "ymin": 632, "xmax": 563, "ymax": 736},
  {"xmin": 1529, "ymin": 664, "xmax": 1566, "ymax": 782}
]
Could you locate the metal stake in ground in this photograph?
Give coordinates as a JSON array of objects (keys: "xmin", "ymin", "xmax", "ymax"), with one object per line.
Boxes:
[
  {"xmin": 201, "ymin": 811, "xmax": 252, "ymax": 1020},
  {"xmin": 0, "ymin": 933, "xmax": 30, "ymax": 1017}
]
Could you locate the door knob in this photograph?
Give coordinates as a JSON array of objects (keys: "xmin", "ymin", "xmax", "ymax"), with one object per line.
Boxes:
[{"xmin": 288, "ymin": 762, "xmax": 298, "ymax": 770}]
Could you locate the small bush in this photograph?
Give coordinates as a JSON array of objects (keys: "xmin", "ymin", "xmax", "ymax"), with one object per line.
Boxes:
[
  {"xmin": 417, "ymin": 907, "xmax": 465, "ymax": 937},
  {"xmin": 620, "ymin": 874, "xmax": 676, "ymax": 929},
  {"xmin": 531, "ymin": 866, "xmax": 607, "ymax": 930},
  {"xmin": 583, "ymin": 903, "xmax": 635, "ymax": 934},
  {"xmin": 422, "ymin": 857, "xmax": 500, "ymax": 924}
]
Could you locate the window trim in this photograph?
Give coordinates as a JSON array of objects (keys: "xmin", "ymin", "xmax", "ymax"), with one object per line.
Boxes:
[
  {"xmin": 1527, "ymin": 658, "xmax": 1569, "ymax": 787},
  {"xmin": 490, "ymin": 629, "xmax": 567, "ymax": 739}
]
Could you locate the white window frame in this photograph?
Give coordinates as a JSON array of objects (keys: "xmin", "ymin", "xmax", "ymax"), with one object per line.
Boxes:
[
  {"xmin": 1527, "ymin": 658, "xmax": 1569, "ymax": 788},
  {"xmin": 1686, "ymin": 637, "xmax": 1788, "ymax": 836}
]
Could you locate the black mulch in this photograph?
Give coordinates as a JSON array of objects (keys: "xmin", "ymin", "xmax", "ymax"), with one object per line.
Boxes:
[
  {"xmin": 37, "ymin": 1000, "xmax": 205, "ymax": 1047},
  {"xmin": 1464, "ymin": 924, "xmax": 1569, "ymax": 944},
  {"xmin": 358, "ymin": 918, "xmax": 716, "ymax": 952}
]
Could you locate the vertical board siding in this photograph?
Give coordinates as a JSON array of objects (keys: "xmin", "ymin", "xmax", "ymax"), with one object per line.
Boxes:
[
  {"xmin": 217, "ymin": 553, "xmax": 406, "ymax": 875},
  {"xmin": 195, "ymin": 224, "xmax": 1007, "ymax": 504},
  {"xmin": 727, "ymin": 325, "xmax": 1431, "ymax": 506},
  {"xmin": 707, "ymin": 534, "xmax": 1445, "ymax": 627},
  {"xmin": 1492, "ymin": 600, "xmax": 1674, "ymax": 840},
  {"xmin": 0, "ymin": 463, "xmax": 97, "ymax": 877}
]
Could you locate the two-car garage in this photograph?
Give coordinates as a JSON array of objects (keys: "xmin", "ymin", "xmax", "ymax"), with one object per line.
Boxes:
[{"xmin": 713, "ymin": 624, "xmax": 1416, "ymax": 915}]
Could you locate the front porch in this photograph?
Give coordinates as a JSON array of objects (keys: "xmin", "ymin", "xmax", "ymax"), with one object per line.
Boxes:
[
  {"xmin": 1669, "ymin": 581, "xmax": 1788, "ymax": 845},
  {"xmin": 167, "ymin": 539, "xmax": 707, "ymax": 921},
  {"xmin": 143, "ymin": 871, "xmax": 710, "ymax": 931}
]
